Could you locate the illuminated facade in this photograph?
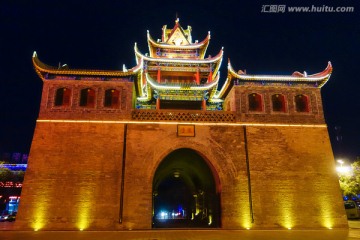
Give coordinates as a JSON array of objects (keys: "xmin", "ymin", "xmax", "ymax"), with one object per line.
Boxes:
[{"xmin": 15, "ymin": 19, "xmax": 347, "ymax": 230}]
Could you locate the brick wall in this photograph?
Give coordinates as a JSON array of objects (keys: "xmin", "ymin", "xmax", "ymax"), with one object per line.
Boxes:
[
  {"xmin": 16, "ymin": 122, "xmax": 347, "ymax": 230},
  {"xmin": 39, "ymin": 80, "xmax": 133, "ymax": 120},
  {"xmin": 225, "ymin": 85, "xmax": 325, "ymax": 124},
  {"xmin": 15, "ymin": 122, "xmax": 126, "ymax": 230},
  {"xmin": 246, "ymin": 126, "xmax": 347, "ymax": 229},
  {"xmin": 15, "ymin": 76, "xmax": 348, "ymax": 230}
]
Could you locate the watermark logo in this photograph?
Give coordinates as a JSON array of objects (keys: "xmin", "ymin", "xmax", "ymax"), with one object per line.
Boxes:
[
  {"xmin": 262, "ymin": 5, "xmax": 286, "ymax": 13},
  {"xmin": 261, "ymin": 5, "xmax": 354, "ymax": 13}
]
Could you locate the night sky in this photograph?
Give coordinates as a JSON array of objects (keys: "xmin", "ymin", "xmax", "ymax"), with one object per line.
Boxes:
[{"xmin": 1, "ymin": 1, "xmax": 359, "ymax": 162}]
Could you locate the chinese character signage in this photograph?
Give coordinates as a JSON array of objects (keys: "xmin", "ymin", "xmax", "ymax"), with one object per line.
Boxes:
[{"xmin": 177, "ymin": 125, "xmax": 195, "ymax": 137}]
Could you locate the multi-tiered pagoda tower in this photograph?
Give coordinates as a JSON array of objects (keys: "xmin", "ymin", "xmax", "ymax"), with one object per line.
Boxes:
[
  {"xmin": 15, "ymin": 19, "xmax": 347, "ymax": 231},
  {"xmin": 134, "ymin": 19, "xmax": 223, "ymax": 111}
]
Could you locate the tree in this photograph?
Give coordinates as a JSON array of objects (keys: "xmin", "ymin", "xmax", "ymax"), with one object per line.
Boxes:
[
  {"xmin": 338, "ymin": 159, "xmax": 360, "ymax": 197},
  {"xmin": 0, "ymin": 168, "xmax": 25, "ymax": 182},
  {"xmin": 0, "ymin": 168, "xmax": 13, "ymax": 182}
]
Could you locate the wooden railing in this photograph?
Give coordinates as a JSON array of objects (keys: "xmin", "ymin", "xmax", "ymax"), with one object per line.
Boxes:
[{"xmin": 132, "ymin": 109, "xmax": 236, "ymax": 123}]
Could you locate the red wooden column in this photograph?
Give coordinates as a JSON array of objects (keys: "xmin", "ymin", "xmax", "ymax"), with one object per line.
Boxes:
[
  {"xmin": 142, "ymin": 71, "xmax": 147, "ymax": 86},
  {"xmin": 196, "ymin": 68, "xmax": 200, "ymax": 85},
  {"xmin": 156, "ymin": 67, "xmax": 161, "ymax": 110},
  {"xmin": 157, "ymin": 68, "xmax": 161, "ymax": 83},
  {"xmin": 202, "ymin": 99, "xmax": 206, "ymax": 111},
  {"xmin": 156, "ymin": 98, "xmax": 160, "ymax": 110},
  {"xmin": 208, "ymin": 67, "xmax": 213, "ymax": 83}
]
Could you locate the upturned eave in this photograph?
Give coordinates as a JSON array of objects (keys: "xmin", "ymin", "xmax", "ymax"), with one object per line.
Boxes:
[
  {"xmin": 145, "ymin": 73, "xmax": 220, "ymax": 91},
  {"xmin": 147, "ymin": 31, "xmax": 211, "ymax": 58},
  {"xmin": 135, "ymin": 46, "xmax": 223, "ymax": 65},
  {"xmin": 215, "ymin": 61, "xmax": 332, "ymax": 100},
  {"xmin": 32, "ymin": 51, "xmax": 140, "ymax": 81},
  {"xmin": 227, "ymin": 61, "xmax": 332, "ymax": 86}
]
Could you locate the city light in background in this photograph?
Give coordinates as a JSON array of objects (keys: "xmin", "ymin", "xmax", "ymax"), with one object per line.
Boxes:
[{"xmin": 336, "ymin": 159, "xmax": 352, "ymax": 175}]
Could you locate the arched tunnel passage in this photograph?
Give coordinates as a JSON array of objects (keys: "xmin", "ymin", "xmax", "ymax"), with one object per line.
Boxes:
[{"xmin": 152, "ymin": 148, "xmax": 221, "ymax": 228}]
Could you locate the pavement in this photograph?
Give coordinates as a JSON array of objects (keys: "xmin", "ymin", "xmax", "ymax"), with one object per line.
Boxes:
[
  {"xmin": 349, "ymin": 220, "xmax": 360, "ymax": 240},
  {"xmin": 0, "ymin": 220, "xmax": 359, "ymax": 240},
  {"xmin": 349, "ymin": 219, "xmax": 360, "ymax": 229}
]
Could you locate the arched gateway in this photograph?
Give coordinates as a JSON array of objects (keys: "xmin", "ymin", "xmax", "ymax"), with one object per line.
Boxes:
[
  {"xmin": 152, "ymin": 148, "xmax": 221, "ymax": 228},
  {"xmin": 14, "ymin": 18, "xmax": 348, "ymax": 231}
]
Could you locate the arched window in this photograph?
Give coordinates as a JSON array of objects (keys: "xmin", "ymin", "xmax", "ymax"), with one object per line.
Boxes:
[
  {"xmin": 54, "ymin": 88, "xmax": 71, "ymax": 106},
  {"xmin": 248, "ymin": 93, "xmax": 263, "ymax": 112},
  {"xmin": 295, "ymin": 94, "xmax": 309, "ymax": 112},
  {"xmin": 272, "ymin": 94, "xmax": 286, "ymax": 112},
  {"xmin": 104, "ymin": 89, "xmax": 120, "ymax": 108},
  {"xmin": 80, "ymin": 88, "xmax": 95, "ymax": 108}
]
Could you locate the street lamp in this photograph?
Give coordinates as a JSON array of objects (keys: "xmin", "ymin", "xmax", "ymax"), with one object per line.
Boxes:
[
  {"xmin": 337, "ymin": 159, "xmax": 344, "ymax": 167},
  {"xmin": 336, "ymin": 159, "xmax": 351, "ymax": 174}
]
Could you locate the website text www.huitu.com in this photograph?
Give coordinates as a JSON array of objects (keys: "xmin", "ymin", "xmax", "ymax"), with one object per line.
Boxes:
[{"xmin": 261, "ymin": 5, "xmax": 354, "ymax": 13}]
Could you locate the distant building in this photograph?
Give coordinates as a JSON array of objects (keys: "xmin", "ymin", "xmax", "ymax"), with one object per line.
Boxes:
[
  {"xmin": 15, "ymin": 19, "xmax": 346, "ymax": 230},
  {"xmin": 0, "ymin": 162, "xmax": 26, "ymax": 215},
  {"xmin": 0, "ymin": 152, "xmax": 28, "ymax": 164}
]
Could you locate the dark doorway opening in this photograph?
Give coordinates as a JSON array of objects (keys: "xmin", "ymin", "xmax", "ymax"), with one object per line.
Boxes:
[{"xmin": 152, "ymin": 148, "xmax": 221, "ymax": 228}]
